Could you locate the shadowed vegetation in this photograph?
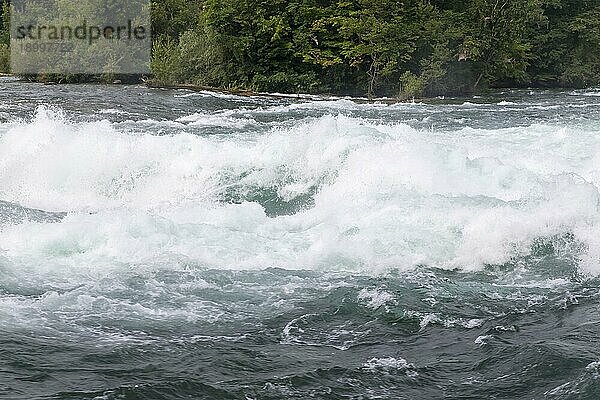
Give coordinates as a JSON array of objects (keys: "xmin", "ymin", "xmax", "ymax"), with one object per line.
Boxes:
[{"xmin": 1, "ymin": 0, "xmax": 599, "ymax": 96}]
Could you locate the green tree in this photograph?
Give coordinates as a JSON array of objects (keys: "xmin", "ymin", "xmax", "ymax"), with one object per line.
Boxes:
[
  {"xmin": 563, "ymin": 5, "xmax": 600, "ymax": 86},
  {"xmin": 0, "ymin": 0, "xmax": 10, "ymax": 72},
  {"xmin": 6, "ymin": 0, "xmax": 597, "ymax": 95},
  {"xmin": 151, "ymin": 0, "xmax": 202, "ymax": 40},
  {"xmin": 461, "ymin": 0, "xmax": 544, "ymax": 89}
]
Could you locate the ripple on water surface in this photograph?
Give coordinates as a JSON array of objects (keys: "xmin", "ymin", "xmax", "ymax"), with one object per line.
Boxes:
[{"xmin": 1, "ymin": 83, "xmax": 600, "ymax": 399}]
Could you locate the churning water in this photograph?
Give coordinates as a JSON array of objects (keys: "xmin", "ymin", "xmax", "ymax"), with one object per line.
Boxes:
[{"xmin": 1, "ymin": 78, "xmax": 600, "ymax": 399}]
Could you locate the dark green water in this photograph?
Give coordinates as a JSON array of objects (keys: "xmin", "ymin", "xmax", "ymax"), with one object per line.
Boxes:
[{"xmin": 1, "ymin": 79, "xmax": 600, "ymax": 399}]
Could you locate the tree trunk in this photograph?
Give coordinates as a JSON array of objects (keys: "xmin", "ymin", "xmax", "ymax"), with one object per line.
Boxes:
[{"xmin": 474, "ymin": 71, "xmax": 484, "ymax": 90}]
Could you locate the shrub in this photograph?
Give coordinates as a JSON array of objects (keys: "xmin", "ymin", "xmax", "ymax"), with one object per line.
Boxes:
[
  {"xmin": 0, "ymin": 43, "xmax": 9, "ymax": 73},
  {"xmin": 150, "ymin": 36, "xmax": 181, "ymax": 85}
]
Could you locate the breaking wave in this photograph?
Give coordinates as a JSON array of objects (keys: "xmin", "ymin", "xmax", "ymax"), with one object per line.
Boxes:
[{"xmin": 1, "ymin": 105, "xmax": 600, "ymax": 275}]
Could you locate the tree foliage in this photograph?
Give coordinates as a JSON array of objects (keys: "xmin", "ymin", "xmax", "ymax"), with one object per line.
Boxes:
[
  {"xmin": 1, "ymin": 0, "xmax": 599, "ymax": 95},
  {"xmin": 151, "ymin": 0, "xmax": 600, "ymax": 96},
  {"xmin": 0, "ymin": 0, "xmax": 9, "ymax": 72}
]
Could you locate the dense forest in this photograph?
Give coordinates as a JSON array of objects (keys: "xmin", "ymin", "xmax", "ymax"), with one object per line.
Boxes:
[
  {"xmin": 0, "ymin": 0, "xmax": 8, "ymax": 74},
  {"xmin": 1, "ymin": 0, "xmax": 600, "ymax": 97}
]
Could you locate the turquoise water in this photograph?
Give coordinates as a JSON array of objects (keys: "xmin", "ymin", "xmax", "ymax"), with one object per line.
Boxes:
[{"xmin": 1, "ymin": 79, "xmax": 600, "ymax": 399}]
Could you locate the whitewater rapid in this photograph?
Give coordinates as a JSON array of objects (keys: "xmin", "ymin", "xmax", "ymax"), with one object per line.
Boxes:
[
  {"xmin": 1, "ymin": 95, "xmax": 600, "ymax": 276},
  {"xmin": 4, "ymin": 83, "xmax": 600, "ymax": 400}
]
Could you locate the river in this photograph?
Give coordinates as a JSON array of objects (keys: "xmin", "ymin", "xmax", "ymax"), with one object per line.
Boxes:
[{"xmin": 1, "ymin": 78, "xmax": 600, "ymax": 399}]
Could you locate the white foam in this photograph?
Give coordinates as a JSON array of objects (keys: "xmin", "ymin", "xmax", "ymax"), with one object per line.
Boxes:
[
  {"xmin": 176, "ymin": 111, "xmax": 257, "ymax": 128},
  {"xmin": 99, "ymin": 108, "xmax": 130, "ymax": 116},
  {"xmin": 570, "ymin": 89, "xmax": 600, "ymax": 97},
  {"xmin": 362, "ymin": 357, "xmax": 418, "ymax": 377},
  {"xmin": 475, "ymin": 335, "xmax": 493, "ymax": 346},
  {"xmin": 357, "ymin": 288, "xmax": 396, "ymax": 309},
  {"xmin": 2, "ymin": 106, "xmax": 600, "ymax": 276}
]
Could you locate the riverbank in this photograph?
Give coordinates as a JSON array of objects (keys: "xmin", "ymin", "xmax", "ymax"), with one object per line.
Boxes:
[
  {"xmin": 4, "ymin": 74, "xmax": 598, "ymax": 105},
  {"xmin": 146, "ymin": 81, "xmax": 418, "ymax": 104},
  {"xmin": 2, "ymin": 76, "xmax": 419, "ymax": 104}
]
